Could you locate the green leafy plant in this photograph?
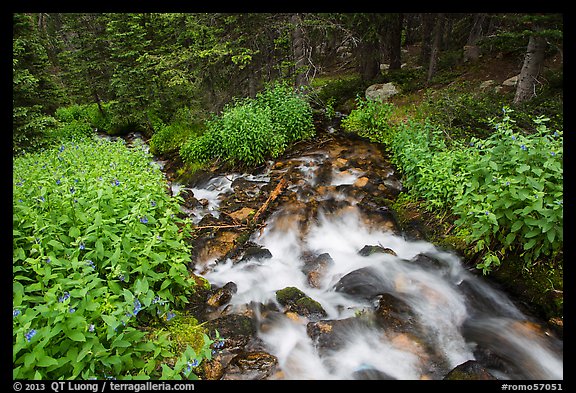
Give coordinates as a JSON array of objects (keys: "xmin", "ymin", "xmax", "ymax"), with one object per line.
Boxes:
[
  {"xmin": 453, "ymin": 107, "xmax": 563, "ymax": 273},
  {"xmin": 341, "ymin": 97, "xmax": 395, "ymax": 143},
  {"xmin": 180, "ymin": 82, "xmax": 315, "ymax": 168},
  {"xmin": 13, "ymin": 138, "xmax": 216, "ymax": 379}
]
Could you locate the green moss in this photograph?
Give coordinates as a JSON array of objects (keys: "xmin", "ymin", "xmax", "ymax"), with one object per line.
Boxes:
[
  {"xmin": 165, "ymin": 313, "xmax": 209, "ymax": 355},
  {"xmin": 295, "ymin": 297, "xmax": 326, "ymax": 316},
  {"xmin": 276, "ymin": 286, "xmax": 307, "ymax": 305}
]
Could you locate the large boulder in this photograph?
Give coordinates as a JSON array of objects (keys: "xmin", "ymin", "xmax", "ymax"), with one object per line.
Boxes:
[{"xmin": 365, "ymin": 83, "xmax": 400, "ymax": 102}]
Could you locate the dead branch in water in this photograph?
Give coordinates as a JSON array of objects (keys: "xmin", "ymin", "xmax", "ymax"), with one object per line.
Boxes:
[{"xmin": 251, "ymin": 177, "xmax": 288, "ymax": 224}]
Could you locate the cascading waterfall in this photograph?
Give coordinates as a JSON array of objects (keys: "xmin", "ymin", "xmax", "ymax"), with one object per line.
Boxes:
[{"xmin": 197, "ymin": 165, "xmax": 563, "ymax": 380}]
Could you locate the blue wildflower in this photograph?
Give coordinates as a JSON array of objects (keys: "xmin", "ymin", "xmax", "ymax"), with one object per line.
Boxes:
[
  {"xmin": 46, "ymin": 257, "xmax": 51, "ymax": 264},
  {"xmin": 59, "ymin": 145, "xmax": 65, "ymax": 152},
  {"xmin": 13, "ymin": 309, "xmax": 21, "ymax": 318},
  {"xmin": 151, "ymin": 201, "xmax": 156, "ymax": 207},
  {"xmin": 56, "ymin": 179, "xmax": 61, "ymax": 185},
  {"xmin": 550, "ymin": 152, "xmax": 556, "ymax": 156},
  {"xmin": 69, "ymin": 308, "xmax": 76, "ymax": 313},
  {"xmin": 166, "ymin": 311, "xmax": 176, "ymax": 321},
  {"xmin": 553, "ymin": 131, "xmax": 559, "ymax": 137},
  {"xmin": 89, "ymin": 324, "xmax": 95, "ymax": 332},
  {"xmin": 114, "ymin": 179, "xmax": 120, "ymax": 186},
  {"xmin": 59, "ymin": 292, "xmax": 71, "ymax": 303},
  {"xmin": 39, "ymin": 196, "xmax": 45, "ymax": 202},
  {"xmin": 505, "ymin": 181, "xmax": 510, "ymax": 186},
  {"xmin": 140, "ymin": 216, "xmax": 148, "ymax": 224},
  {"xmin": 25, "ymin": 329, "xmax": 37, "ymax": 342},
  {"xmin": 520, "ymin": 145, "xmax": 527, "ymax": 151},
  {"xmin": 70, "ymin": 187, "xmax": 75, "ymax": 194},
  {"xmin": 79, "ymin": 243, "xmax": 85, "ymax": 250},
  {"xmin": 133, "ymin": 299, "xmax": 142, "ymax": 316},
  {"xmin": 87, "ymin": 260, "xmax": 95, "ymax": 269},
  {"xmin": 469, "ymin": 142, "xmax": 474, "ymax": 147},
  {"xmin": 118, "ymin": 274, "xmax": 125, "ymax": 282},
  {"xmin": 511, "ymin": 135, "xmax": 516, "ymax": 140},
  {"xmin": 485, "ymin": 211, "xmax": 490, "ymax": 215}
]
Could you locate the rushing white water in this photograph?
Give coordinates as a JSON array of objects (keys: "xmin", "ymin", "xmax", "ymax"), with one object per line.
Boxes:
[{"xmin": 200, "ymin": 201, "xmax": 562, "ymax": 380}]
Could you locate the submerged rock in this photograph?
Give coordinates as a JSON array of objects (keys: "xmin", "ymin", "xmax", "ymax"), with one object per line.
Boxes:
[
  {"xmin": 301, "ymin": 252, "xmax": 335, "ymax": 288},
  {"xmin": 443, "ymin": 360, "xmax": 497, "ymax": 380},
  {"xmin": 358, "ymin": 244, "xmax": 397, "ymax": 257},
  {"xmin": 333, "ymin": 266, "xmax": 391, "ymax": 301}
]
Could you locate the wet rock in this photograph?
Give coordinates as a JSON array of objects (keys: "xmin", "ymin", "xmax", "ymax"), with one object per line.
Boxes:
[
  {"xmin": 358, "ymin": 245, "xmax": 397, "ymax": 257},
  {"xmin": 374, "ymin": 292, "xmax": 418, "ymax": 332},
  {"xmin": 382, "ymin": 178, "xmax": 404, "ymax": 194},
  {"xmin": 315, "ymin": 161, "xmax": 333, "ymax": 186},
  {"xmin": 406, "ymin": 253, "xmax": 446, "ymax": 271},
  {"xmin": 275, "ymin": 286, "xmax": 327, "ymax": 319},
  {"xmin": 334, "ymin": 266, "xmax": 391, "ymax": 301},
  {"xmin": 221, "ymin": 351, "xmax": 279, "ymax": 380},
  {"xmin": 205, "ymin": 314, "xmax": 257, "ymax": 351},
  {"xmin": 207, "ymin": 282, "xmax": 238, "ymax": 308},
  {"xmin": 443, "ymin": 360, "xmax": 497, "ymax": 380},
  {"xmin": 228, "ymin": 207, "xmax": 255, "ymax": 223},
  {"xmin": 307, "ymin": 317, "xmax": 368, "ymax": 354},
  {"xmin": 353, "ymin": 176, "xmax": 369, "ymax": 188},
  {"xmin": 195, "ymin": 230, "xmax": 242, "ymax": 267},
  {"xmin": 357, "ymin": 201, "xmax": 400, "ymax": 234},
  {"xmin": 352, "ymin": 365, "xmax": 397, "ymax": 380},
  {"xmin": 301, "ymin": 252, "xmax": 335, "ymax": 288},
  {"xmin": 202, "ymin": 356, "xmax": 225, "ymax": 380},
  {"xmin": 237, "ymin": 245, "xmax": 273, "ymax": 264}
]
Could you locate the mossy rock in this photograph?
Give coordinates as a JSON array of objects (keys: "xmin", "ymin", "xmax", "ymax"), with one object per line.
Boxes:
[
  {"xmin": 275, "ymin": 286, "xmax": 327, "ymax": 319},
  {"xmin": 275, "ymin": 286, "xmax": 307, "ymax": 306}
]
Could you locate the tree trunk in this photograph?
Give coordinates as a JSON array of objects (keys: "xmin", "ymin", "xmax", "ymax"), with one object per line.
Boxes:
[
  {"xmin": 419, "ymin": 13, "xmax": 434, "ymax": 67},
  {"xmin": 466, "ymin": 13, "xmax": 487, "ymax": 46},
  {"xmin": 358, "ymin": 41, "xmax": 380, "ymax": 82},
  {"xmin": 291, "ymin": 13, "xmax": 309, "ymax": 89},
  {"xmin": 513, "ymin": 35, "xmax": 547, "ymax": 105},
  {"xmin": 427, "ymin": 13, "xmax": 444, "ymax": 83},
  {"xmin": 388, "ymin": 13, "xmax": 403, "ymax": 70}
]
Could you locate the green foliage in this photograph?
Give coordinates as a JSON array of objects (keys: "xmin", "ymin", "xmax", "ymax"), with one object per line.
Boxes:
[
  {"xmin": 453, "ymin": 108, "xmax": 563, "ymax": 273},
  {"xmin": 257, "ymin": 82, "xmax": 316, "ymax": 143},
  {"xmin": 180, "ymin": 82, "xmax": 315, "ymax": 167},
  {"xmin": 342, "ymin": 100, "xmax": 562, "ymax": 275},
  {"xmin": 311, "ymin": 74, "xmax": 365, "ymax": 110},
  {"xmin": 341, "ymin": 97, "xmax": 395, "ymax": 143},
  {"xmin": 13, "ymin": 138, "xmax": 216, "ymax": 379},
  {"xmin": 389, "ymin": 119, "xmax": 469, "ymax": 211},
  {"xmin": 149, "ymin": 107, "xmax": 208, "ymax": 156}
]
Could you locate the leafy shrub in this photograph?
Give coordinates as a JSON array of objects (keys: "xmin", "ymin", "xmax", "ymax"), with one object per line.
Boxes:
[
  {"xmin": 257, "ymin": 82, "xmax": 315, "ymax": 143},
  {"xmin": 341, "ymin": 97, "xmax": 395, "ymax": 143},
  {"xmin": 150, "ymin": 108, "xmax": 206, "ymax": 156},
  {"xmin": 180, "ymin": 82, "xmax": 315, "ymax": 168},
  {"xmin": 453, "ymin": 108, "xmax": 563, "ymax": 273},
  {"xmin": 389, "ymin": 119, "xmax": 469, "ymax": 210},
  {"xmin": 13, "ymin": 138, "xmax": 215, "ymax": 379}
]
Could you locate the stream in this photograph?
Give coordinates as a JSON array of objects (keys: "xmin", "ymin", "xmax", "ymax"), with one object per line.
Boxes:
[{"xmin": 112, "ymin": 128, "xmax": 563, "ymax": 380}]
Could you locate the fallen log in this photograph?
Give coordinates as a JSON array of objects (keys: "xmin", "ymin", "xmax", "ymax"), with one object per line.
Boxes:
[{"xmin": 251, "ymin": 177, "xmax": 287, "ymax": 224}]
